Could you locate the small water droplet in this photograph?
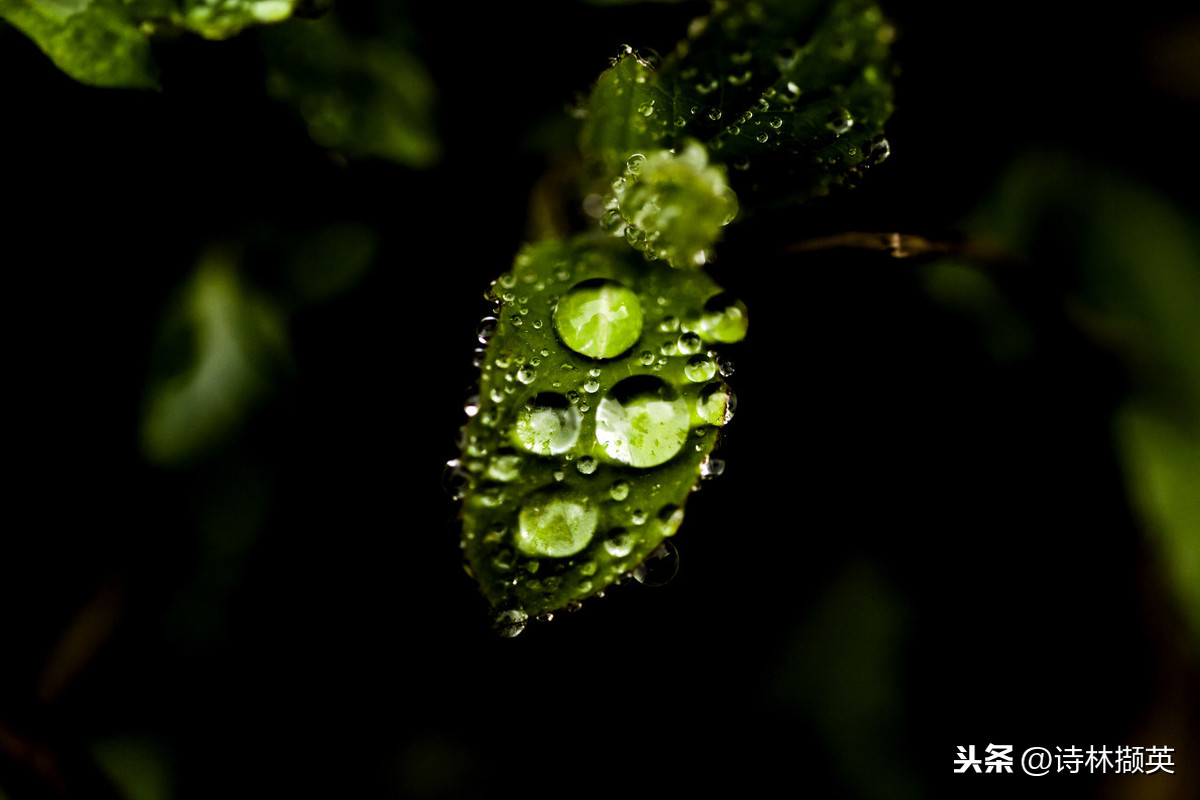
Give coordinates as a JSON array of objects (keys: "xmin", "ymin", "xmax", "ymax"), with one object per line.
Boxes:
[
  {"xmin": 610, "ymin": 480, "xmax": 630, "ymax": 501},
  {"xmin": 576, "ymin": 455, "xmax": 597, "ymax": 475},
  {"xmin": 684, "ymin": 354, "xmax": 717, "ymax": 382},
  {"xmin": 516, "ymin": 364, "xmax": 537, "ymax": 384},
  {"xmin": 603, "ymin": 528, "xmax": 635, "ymax": 557},
  {"xmin": 677, "ymin": 332, "xmax": 702, "ymax": 355},
  {"xmin": 476, "ymin": 316, "xmax": 498, "ymax": 344}
]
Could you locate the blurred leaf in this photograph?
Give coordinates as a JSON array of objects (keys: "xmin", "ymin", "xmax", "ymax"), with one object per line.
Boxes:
[
  {"xmin": 285, "ymin": 221, "xmax": 379, "ymax": 306},
  {"xmin": 91, "ymin": 736, "xmax": 173, "ymax": 800},
  {"xmin": 262, "ymin": 8, "xmax": 440, "ymax": 167},
  {"xmin": 0, "ymin": 0, "xmax": 158, "ymax": 88},
  {"xmin": 581, "ymin": 0, "xmax": 894, "ymax": 207},
  {"xmin": 2, "ymin": 0, "xmax": 316, "ymax": 88},
  {"xmin": 967, "ymin": 152, "xmax": 1200, "ymax": 645},
  {"xmin": 772, "ymin": 560, "xmax": 917, "ymax": 800},
  {"xmin": 140, "ymin": 248, "xmax": 289, "ymax": 467}
]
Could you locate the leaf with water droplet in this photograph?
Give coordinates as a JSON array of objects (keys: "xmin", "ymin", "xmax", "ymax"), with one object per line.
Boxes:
[
  {"xmin": 455, "ymin": 236, "xmax": 744, "ymax": 626},
  {"xmin": 583, "ymin": 0, "xmax": 894, "ymax": 210}
]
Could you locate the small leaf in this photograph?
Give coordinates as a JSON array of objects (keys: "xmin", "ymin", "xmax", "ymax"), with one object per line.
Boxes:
[
  {"xmin": 0, "ymin": 0, "xmax": 158, "ymax": 88},
  {"xmin": 455, "ymin": 236, "xmax": 743, "ymax": 626},
  {"xmin": 261, "ymin": 9, "xmax": 440, "ymax": 167},
  {"xmin": 581, "ymin": 0, "xmax": 895, "ymax": 208},
  {"xmin": 140, "ymin": 249, "xmax": 289, "ymax": 467}
]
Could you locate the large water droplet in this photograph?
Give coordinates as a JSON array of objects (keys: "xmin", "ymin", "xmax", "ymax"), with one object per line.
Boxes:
[
  {"xmin": 553, "ymin": 279, "xmax": 644, "ymax": 360},
  {"xmin": 696, "ymin": 382, "xmax": 736, "ymax": 426},
  {"xmin": 595, "ymin": 375, "xmax": 690, "ymax": 468},
  {"xmin": 516, "ymin": 489, "xmax": 599, "ymax": 558},
  {"xmin": 697, "ymin": 292, "xmax": 749, "ymax": 343},
  {"xmin": 512, "ymin": 393, "xmax": 581, "ymax": 455},
  {"xmin": 633, "ymin": 541, "xmax": 679, "ymax": 586},
  {"xmin": 684, "ymin": 354, "xmax": 717, "ymax": 382}
]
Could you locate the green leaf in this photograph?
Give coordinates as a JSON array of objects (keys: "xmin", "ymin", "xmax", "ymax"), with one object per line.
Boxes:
[
  {"xmin": 0, "ymin": 0, "xmax": 158, "ymax": 88},
  {"xmin": 140, "ymin": 249, "xmax": 289, "ymax": 467},
  {"xmin": 262, "ymin": 9, "xmax": 440, "ymax": 167},
  {"xmin": 455, "ymin": 235, "xmax": 743, "ymax": 630},
  {"xmin": 581, "ymin": 0, "xmax": 895, "ymax": 208}
]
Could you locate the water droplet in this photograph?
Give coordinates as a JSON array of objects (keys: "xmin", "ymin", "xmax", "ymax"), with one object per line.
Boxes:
[
  {"xmin": 610, "ymin": 480, "xmax": 630, "ymax": 501},
  {"xmin": 603, "ymin": 528, "xmax": 635, "ymax": 558},
  {"xmin": 697, "ymin": 292, "xmax": 749, "ymax": 343},
  {"xmin": 637, "ymin": 101, "xmax": 655, "ymax": 117},
  {"xmin": 626, "ymin": 153, "xmax": 646, "ymax": 174},
  {"xmin": 631, "ymin": 508, "xmax": 648, "ymax": 525},
  {"xmin": 699, "ymin": 455, "xmax": 725, "ymax": 479},
  {"xmin": 826, "ymin": 107, "xmax": 854, "ymax": 135},
  {"xmin": 553, "ymin": 278, "xmax": 644, "ymax": 360},
  {"xmin": 516, "ymin": 488, "xmax": 598, "ymax": 558},
  {"xmin": 576, "ymin": 455, "xmax": 597, "ymax": 475},
  {"xmin": 494, "ymin": 607, "xmax": 528, "ymax": 637},
  {"xmin": 696, "ymin": 381, "xmax": 736, "ymax": 426},
  {"xmin": 659, "ymin": 315, "xmax": 680, "ymax": 333},
  {"xmin": 476, "ymin": 316, "xmax": 498, "ymax": 344},
  {"xmin": 595, "ymin": 376, "xmax": 690, "ymax": 468},
  {"xmin": 638, "ymin": 350, "xmax": 656, "ymax": 366},
  {"xmin": 677, "ymin": 332, "xmax": 702, "ymax": 355},
  {"xmin": 867, "ymin": 136, "xmax": 891, "ymax": 165},
  {"xmin": 512, "ymin": 393, "xmax": 581, "ymax": 455},
  {"xmin": 684, "ymin": 354, "xmax": 717, "ymax": 382},
  {"xmin": 486, "ymin": 452, "xmax": 524, "ymax": 481},
  {"xmin": 707, "ymin": 108, "xmax": 723, "ymax": 122},
  {"xmin": 516, "ymin": 364, "xmax": 537, "ymax": 384},
  {"xmin": 657, "ymin": 504, "xmax": 685, "ymax": 536},
  {"xmin": 769, "ymin": 116, "xmax": 783, "ymax": 130},
  {"xmin": 728, "ymin": 70, "xmax": 752, "ymax": 86},
  {"xmin": 756, "ymin": 132, "xmax": 769, "ymax": 143},
  {"xmin": 633, "ymin": 541, "xmax": 679, "ymax": 586}
]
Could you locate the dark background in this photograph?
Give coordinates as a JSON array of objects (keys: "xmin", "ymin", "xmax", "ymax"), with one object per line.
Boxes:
[{"xmin": 2, "ymin": 1, "xmax": 1197, "ymax": 798}]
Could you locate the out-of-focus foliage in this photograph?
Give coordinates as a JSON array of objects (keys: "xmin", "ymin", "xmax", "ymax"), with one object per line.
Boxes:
[
  {"xmin": 939, "ymin": 151, "xmax": 1200, "ymax": 648},
  {"xmin": 139, "ymin": 249, "xmax": 289, "ymax": 467},
  {"xmin": 772, "ymin": 561, "xmax": 917, "ymax": 800},
  {"xmin": 0, "ymin": 0, "xmax": 159, "ymax": 87},
  {"xmin": 0, "ymin": 0, "xmax": 309, "ymax": 87},
  {"xmin": 262, "ymin": 6, "xmax": 440, "ymax": 167}
]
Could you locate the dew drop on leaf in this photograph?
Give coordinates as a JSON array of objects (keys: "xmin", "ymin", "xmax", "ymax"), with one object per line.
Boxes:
[
  {"xmin": 512, "ymin": 392, "xmax": 581, "ymax": 455},
  {"xmin": 516, "ymin": 489, "xmax": 599, "ymax": 558},
  {"xmin": 553, "ymin": 279, "xmax": 644, "ymax": 359},
  {"xmin": 595, "ymin": 375, "xmax": 689, "ymax": 468}
]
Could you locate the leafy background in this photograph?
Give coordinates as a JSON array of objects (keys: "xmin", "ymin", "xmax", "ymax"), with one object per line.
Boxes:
[{"xmin": 2, "ymin": 1, "xmax": 1199, "ymax": 799}]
